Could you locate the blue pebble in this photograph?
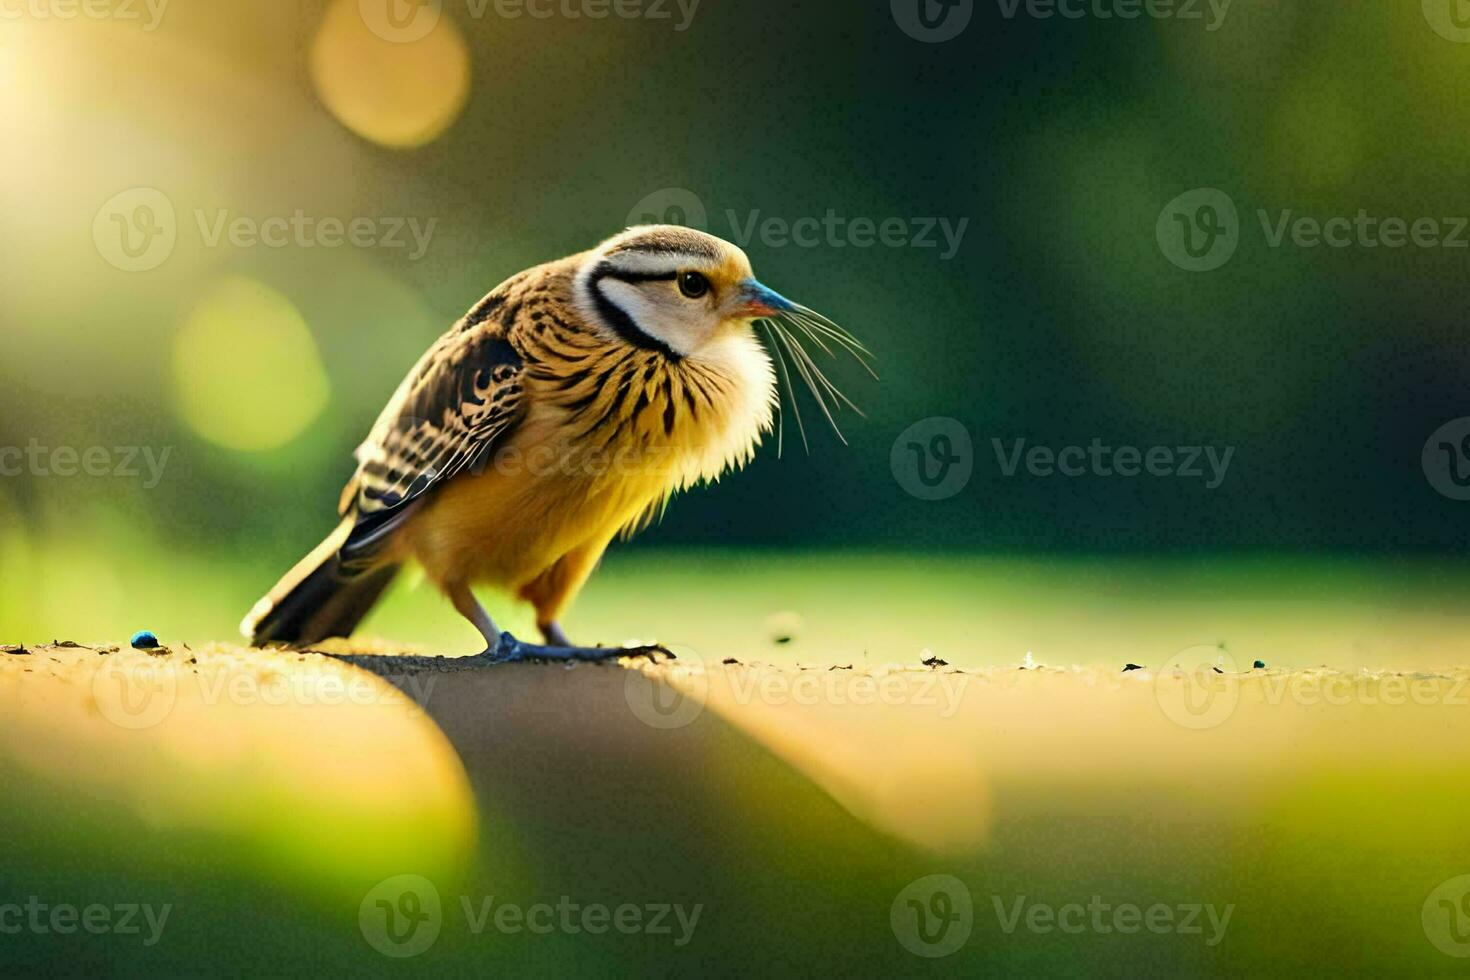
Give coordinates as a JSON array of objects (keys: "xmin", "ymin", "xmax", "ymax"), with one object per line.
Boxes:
[{"xmin": 130, "ymin": 630, "xmax": 160, "ymax": 650}]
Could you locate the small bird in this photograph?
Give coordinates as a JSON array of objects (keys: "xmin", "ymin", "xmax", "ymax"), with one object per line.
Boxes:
[{"xmin": 242, "ymin": 225, "xmax": 870, "ymax": 661}]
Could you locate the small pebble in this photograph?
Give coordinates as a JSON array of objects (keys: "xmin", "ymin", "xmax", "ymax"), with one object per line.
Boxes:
[
  {"xmin": 765, "ymin": 611, "xmax": 803, "ymax": 646},
  {"xmin": 1253, "ymin": 660, "xmax": 1266, "ymax": 669},
  {"xmin": 130, "ymin": 630, "xmax": 160, "ymax": 650}
]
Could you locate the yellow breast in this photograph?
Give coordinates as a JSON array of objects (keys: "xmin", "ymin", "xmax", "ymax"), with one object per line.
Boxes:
[{"xmin": 401, "ymin": 326, "xmax": 774, "ymax": 591}]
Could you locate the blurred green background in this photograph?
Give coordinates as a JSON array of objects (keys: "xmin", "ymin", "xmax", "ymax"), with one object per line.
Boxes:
[{"xmin": 2, "ymin": 0, "xmax": 1470, "ymax": 647}]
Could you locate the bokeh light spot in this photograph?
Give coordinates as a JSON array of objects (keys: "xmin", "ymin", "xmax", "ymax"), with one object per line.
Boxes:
[
  {"xmin": 173, "ymin": 276, "xmax": 330, "ymax": 452},
  {"xmin": 310, "ymin": 0, "xmax": 471, "ymax": 149}
]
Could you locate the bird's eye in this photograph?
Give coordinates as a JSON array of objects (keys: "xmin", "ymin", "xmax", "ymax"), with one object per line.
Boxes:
[{"xmin": 678, "ymin": 271, "xmax": 710, "ymax": 299}]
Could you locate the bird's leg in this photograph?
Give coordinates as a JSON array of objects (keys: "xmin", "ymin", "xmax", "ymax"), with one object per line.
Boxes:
[
  {"xmin": 450, "ymin": 584, "xmax": 666, "ymax": 663},
  {"xmin": 448, "ymin": 582, "xmax": 501, "ymax": 654},
  {"xmin": 540, "ymin": 620, "xmax": 573, "ymax": 646}
]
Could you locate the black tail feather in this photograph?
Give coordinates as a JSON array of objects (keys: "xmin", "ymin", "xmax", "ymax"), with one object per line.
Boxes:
[{"xmin": 242, "ymin": 519, "xmax": 399, "ymax": 647}]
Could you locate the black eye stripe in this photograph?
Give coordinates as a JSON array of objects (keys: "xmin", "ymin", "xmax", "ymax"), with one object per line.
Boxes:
[
  {"xmin": 604, "ymin": 270, "xmax": 679, "ymax": 284},
  {"xmin": 587, "ymin": 263, "xmax": 682, "ymax": 360}
]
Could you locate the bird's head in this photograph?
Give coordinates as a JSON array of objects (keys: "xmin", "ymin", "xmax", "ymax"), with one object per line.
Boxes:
[
  {"xmin": 575, "ymin": 224, "xmax": 795, "ymax": 358},
  {"xmin": 573, "ymin": 224, "xmax": 874, "ymax": 445}
]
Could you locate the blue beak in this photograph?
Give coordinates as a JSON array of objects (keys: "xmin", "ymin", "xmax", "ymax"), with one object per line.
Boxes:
[{"xmin": 736, "ymin": 279, "xmax": 796, "ymax": 319}]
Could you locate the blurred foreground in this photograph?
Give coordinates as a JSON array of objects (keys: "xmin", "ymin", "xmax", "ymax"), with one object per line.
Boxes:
[{"xmin": 2, "ymin": 637, "xmax": 1469, "ymax": 974}]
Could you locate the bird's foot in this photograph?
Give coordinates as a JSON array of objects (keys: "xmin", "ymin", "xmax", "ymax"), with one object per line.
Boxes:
[{"xmin": 482, "ymin": 632, "xmax": 672, "ymax": 664}]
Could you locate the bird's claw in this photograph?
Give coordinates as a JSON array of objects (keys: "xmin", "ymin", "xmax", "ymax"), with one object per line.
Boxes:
[
  {"xmin": 483, "ymin": 632, "xmax": 673, "ymax": 664},
  {"xmin": 622, "ymin": 643, "xmax": 674, "ymax": 663}
]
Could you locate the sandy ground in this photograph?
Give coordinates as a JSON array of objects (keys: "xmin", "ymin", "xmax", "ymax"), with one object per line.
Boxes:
[{"xmin": 4, "ymin": 639, "xmax": 1470, "ymax": 973}]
